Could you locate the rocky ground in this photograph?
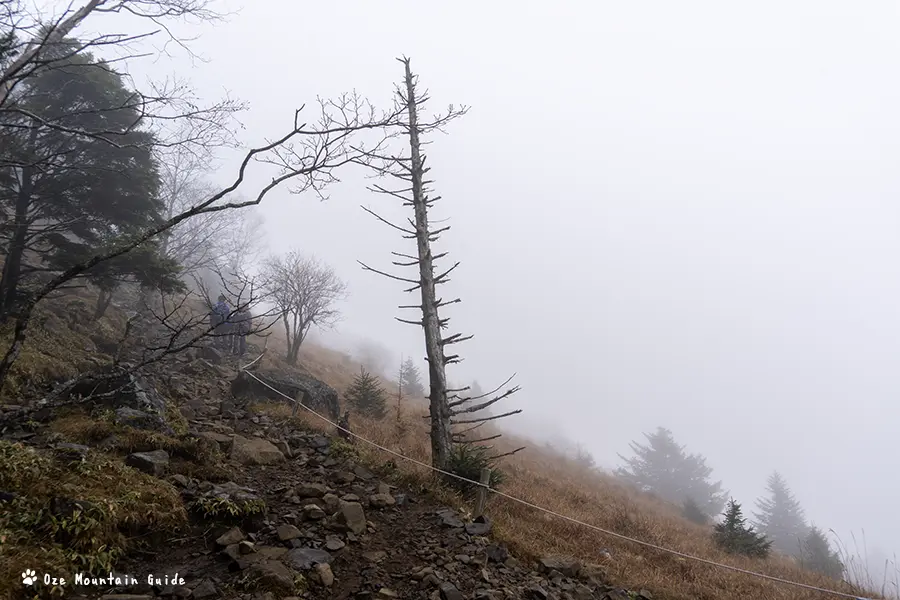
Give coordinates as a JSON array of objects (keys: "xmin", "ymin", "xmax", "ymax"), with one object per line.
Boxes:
[{"xmin": 1, "ymin": 354, "xmax": 657, "ymax": 600}]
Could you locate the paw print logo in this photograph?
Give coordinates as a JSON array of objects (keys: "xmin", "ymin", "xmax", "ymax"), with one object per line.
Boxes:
[{"xmin": 21, "ymin": 569, "xmax": 36, "ymax": 586}]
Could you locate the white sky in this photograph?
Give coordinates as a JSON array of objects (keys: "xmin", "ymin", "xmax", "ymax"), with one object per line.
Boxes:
[{"xmin": 76, "ymin": 0, "xmax": 900, "ymax": 566}]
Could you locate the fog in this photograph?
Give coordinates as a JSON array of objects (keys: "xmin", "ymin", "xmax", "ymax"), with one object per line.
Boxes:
[{"xmin": 95, "ymin": 0, "xmax": 900, "ymax": 575}]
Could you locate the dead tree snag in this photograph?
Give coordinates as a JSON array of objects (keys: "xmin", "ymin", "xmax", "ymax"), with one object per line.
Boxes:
[{"xmin": 359, "ymin": 57, "xmax": 523, "ymax": 471}]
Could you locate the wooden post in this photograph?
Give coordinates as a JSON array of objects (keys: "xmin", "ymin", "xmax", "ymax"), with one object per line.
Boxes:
[{"xmin": 474, "ymin": 468, "xmax": 491, "ymax": 518}]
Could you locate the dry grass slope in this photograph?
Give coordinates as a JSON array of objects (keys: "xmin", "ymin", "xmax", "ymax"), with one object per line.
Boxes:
[
  {"xmin": 261, "ymin": 335, "xmax": 882, "ymax": 600},
  {"xmin": 0, "ymin": 292, "xmax": 883, "ymax": 600}
]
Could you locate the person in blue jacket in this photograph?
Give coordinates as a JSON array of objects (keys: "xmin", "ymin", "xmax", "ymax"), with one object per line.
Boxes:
[{"xmin": 211, "ymin": 294, "xmax": 232, "ymax": 349}]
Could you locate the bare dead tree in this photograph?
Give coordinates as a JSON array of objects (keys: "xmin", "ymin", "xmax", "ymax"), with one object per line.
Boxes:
[
  {"xmin": 0, "ymin": 1, "xmax": 246, "ymax": 328},
  {"xmin": 118, "ymin": 263, "xmax": 278, "ymax": 366},
  {"xmin": 262, "ymin": 249, "xmax": 348, "ymax": 365},
  {"xmin": 0, "ymin": 3, "xmax": 245, "ymax": 184},
  {"xmin": 358, "ymin": 57, "xmax": 523, "ymax": 471},
  {"xmin": 30, "ymin": 264, "xmax": 280, "ymax": 411},
  {"xmin": 0, "ymin": 89, "xmax": 402, "ymax": 389}
]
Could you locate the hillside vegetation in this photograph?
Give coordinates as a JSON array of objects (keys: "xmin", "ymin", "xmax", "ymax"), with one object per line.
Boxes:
[{"xmin": 254, "ymin": 327, "xmax": 880, "ymax": 600}]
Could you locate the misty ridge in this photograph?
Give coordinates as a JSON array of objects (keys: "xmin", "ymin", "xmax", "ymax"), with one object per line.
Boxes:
[{"xmin": 0, "ymin": 1, "xmax": 898, "ymax": 600}]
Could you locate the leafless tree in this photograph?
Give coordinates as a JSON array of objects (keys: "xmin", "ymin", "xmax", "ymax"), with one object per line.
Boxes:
[
  {"xmin": 157, "ymin": 125, "xmax": 267, "ymax": 281},
  {"xmin": 0, "ymin": 0, "xmax": 245, "ymax": 324},
  {"xmin": 263, "ymin": 249, "xmax": 348, "ymax": 365},
  {"xmin": 119, "ymin": 264, "xmax": 278, "ymax": 367},
  {"xmin": 0, "ymin": 86, "xmax": 402, "ymax": 388},
  {"xmin": 358, "ymin": 57, "xmax": 523, "ymax": 471}
]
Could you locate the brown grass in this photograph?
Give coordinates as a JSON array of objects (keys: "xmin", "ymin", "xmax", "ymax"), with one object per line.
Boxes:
[
  {"xmin": 0, "ymin": 439, "xmax": 186, "ymax": 599},
  {"xmin": 0, "ymin": 290, "xmax": 881, "ymax": 600},
  {"xmin": 252, "ymin": 331, "xmax": 882, "ymax": 600}
]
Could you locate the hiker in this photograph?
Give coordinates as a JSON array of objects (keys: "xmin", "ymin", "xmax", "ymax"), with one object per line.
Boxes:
[
  {"xmin": 212, "ymin": 294, "xmax": 232, "ymax": 350},
  {"xmin": 231, "ymin": 307, "xmax": 251, "ymax": 356}
]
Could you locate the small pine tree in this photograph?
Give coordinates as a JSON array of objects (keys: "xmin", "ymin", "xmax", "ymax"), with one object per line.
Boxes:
[
  {"xmin": 399, "ymin": 356, "xmax": 425, "ymax": 397},
  {"xmin": 345, "ymin": 366, "xmax": 388, "ymax": 419},
  {"xmin": 801, "ymin": 526, "xmax": 844, "ymax": 579},
  {"xmin": 682, "ymin": 497, "xmax": 709, "ymax": 525},
  {"xmin": 714, "ymin": 498, "xmax": 773, "ymax": 558},
  {"xmin": 753, "ymin": 471, "xmax": 809, "ymax": 557}
]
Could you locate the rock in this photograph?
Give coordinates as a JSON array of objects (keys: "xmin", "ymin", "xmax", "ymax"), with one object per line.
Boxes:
[
  {"xmin": 286, "ymin": 547, "xmax": 333, "ymax": 569},
  {"xmin": 527, "ymin": 586, "xmax": 549, "ymax": 600},
  {"xmin": 114, "ymin": 407, "xmax": 171, "ymax": 433},
  {"xmin": 222, "ymin": 544, "xmax": 242, "ymax": 562},
  {"xmin": 239, "ymin": 541, "xmax": 256, "ymax": 555},
  {"xmin": 192, "ymin": 580, "xmax": 217, "ymax": 599},
  {"xmin": 315, "ymin": 562, "xmax": 334, "ymax": 586},
  {"xmin": 246, "ymin": 561, "xmax": 295, "ymax": 594},
  {"xmin": 303, "ymin": 504, "xmax": 326, "ymax": 520},
  {"xmin": 369, "ymin": 493, "xmax": 396, "ymax": 508},
  {"xmin": 276, "ymin": 524, "xmax": 302, "ymax": 541},
  {"xmin": 54, "ymin": 442, "xmax": 90, "ymax": 461},
  {"xmin": 69, "ymin": 370, "xmax": 172, "ymax": 433},
  {"xmin": 352, "ymin": 464, "xmax": 375, "ymax": 480},
  {"xmin": 332, "ymin": 471, "xmax": 356, "ymax": 484},
  {"xmin": 336, "ymin": 501, "xmax": 367, "ymax": 534},
  {"xmin": 324, "ymin": 536, "xmax": 345, "ymax": 551},
  {"xmin": 125, "ymin": 450, "xmax": 170, "ymax": 476},
  {"xmin": 437, "ymin": 509, "xmax": 465, "ymax": 528},
  {"xmin": 216, "ymin": 527, "xmax": 245, "ymax": 546},
  {"xmin": 485, "ymin": 544, "xmax": 509, "ymax": 563},
  {"xmin": 323, "ymin": 493, "xmax": 341, "ymax": 512},
  {"xmin": 198, "ymin": 431, "xmax": 234, "ymax": 449},
  {"xmin": 439, "ymin": 582, "xmax": 465, "ymax": 600},
  {"xmin": 465, "ymin": 515, "xmax": 493, "ymax": 536},
  {"xmin": 296, "ymin": 483, "xmax": 327, "ymax": 498},
  {"xmin": 362, "ymin": 550, "xmax": 387, "ymax": 563},
  {"xmin": 540, "ymin": 555, "xmax": 581, "ymax": 578},
  {"xmin": 376, "ymin": 588, "xmax": 399, "ymax": 599},
  {"xmin": 100, "ymin": 596, "xmax": 155, "ymax": 600},
  {"xmin": 230, "ymin": 435, "xmax": 285, "ymax": 465},
  {"xmin": 231, "ymin": 370, "xmax": 341, "ymax": 420}
]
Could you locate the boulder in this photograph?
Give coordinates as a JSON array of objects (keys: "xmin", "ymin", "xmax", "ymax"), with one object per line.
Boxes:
[
  {"xmin": 231, "ymin": 369, "xmax": 341, "ymax": 420},
  {"xmin": 276, "ymin": 524, "xmax": 302, "ymax": 541},
  {"xmin": 336, "ymin": 501, "xmax": 367, "ymax": 534},
  {"xmin": 69, "ymin": 370, "xmax": 174, "ymax": 434},
  {"xmin": 215, "ymin": 527, "xmax": 245, "ymax": 546},
  {"xmin": 230, "ymin": 435, "xmax": 285, "ymax": 465},
  {"xmin": 125, "ymin": 450, "xmax": 169, "ymax": 476}
]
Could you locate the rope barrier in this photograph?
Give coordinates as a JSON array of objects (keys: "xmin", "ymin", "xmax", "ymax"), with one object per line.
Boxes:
[{"xmin": 238, "ymin": 366, "xmax": 873, "ymax": 600}]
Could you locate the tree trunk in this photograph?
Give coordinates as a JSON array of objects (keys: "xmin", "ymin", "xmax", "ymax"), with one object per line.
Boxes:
[
  {"xmin": 94, "ymin": 286, "xmax": 115, "ymax": 319},
  {"xmin": 402, "ymin": 60, "xmax": 454, "ymax": 471},
  {"xmin": 0, "ymin": 162, "xmax": 35, "ymax": 321}
]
